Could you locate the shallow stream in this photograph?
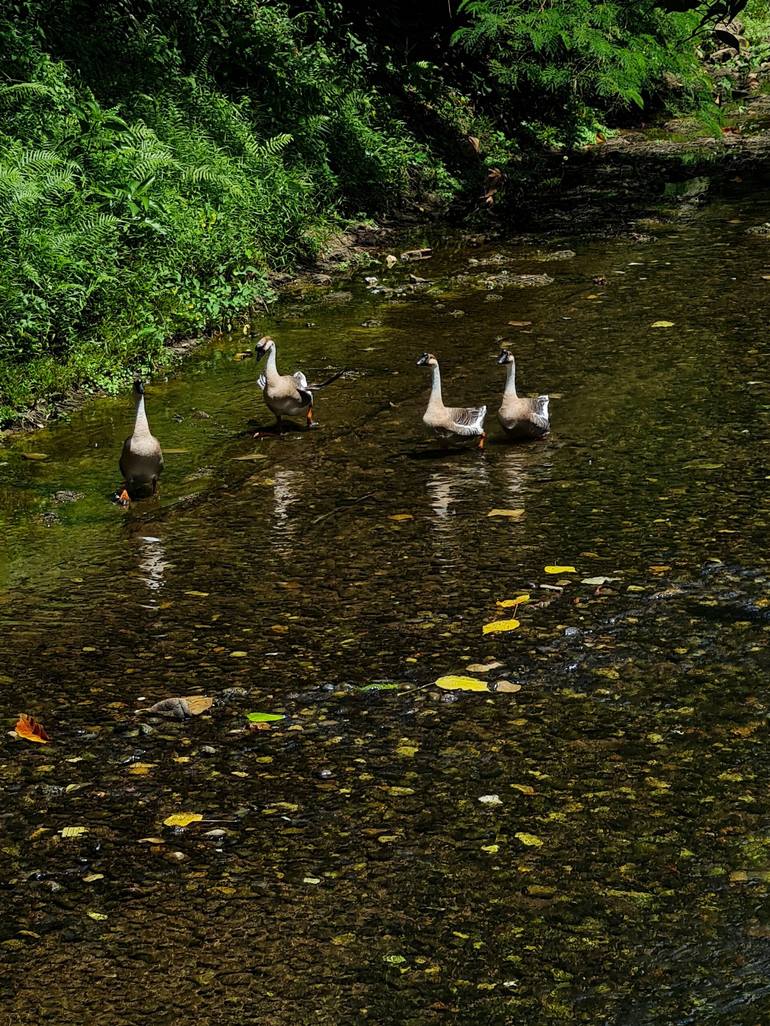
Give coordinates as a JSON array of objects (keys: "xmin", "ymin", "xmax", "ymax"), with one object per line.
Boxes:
[{"xmin": 1, "ymin": 176, "xmax": 770, "ymax": 1025}]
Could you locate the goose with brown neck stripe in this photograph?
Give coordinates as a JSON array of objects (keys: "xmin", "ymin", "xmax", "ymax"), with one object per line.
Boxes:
[
  {"xmin": 496, "ymin": 350, "xmax": 550, "ymax": 440},
  {"xmin": 417, "ymin": 352, "xmax": 487, "ymax": 450},
  {"xmin": 118, "ymin": 380, "xmax": 164, "ymax": 505}
]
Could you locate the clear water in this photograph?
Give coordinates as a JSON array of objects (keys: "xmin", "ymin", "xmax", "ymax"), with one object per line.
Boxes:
[{"xmin": 1, "ymin": 178, "xmax": 770, "ymax": 1025}]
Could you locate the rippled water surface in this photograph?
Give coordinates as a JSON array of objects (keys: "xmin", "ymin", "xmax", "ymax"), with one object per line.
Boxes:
[{"xmin": 2, "ymin": 178, "xmax": 770, "ymax": 1025}]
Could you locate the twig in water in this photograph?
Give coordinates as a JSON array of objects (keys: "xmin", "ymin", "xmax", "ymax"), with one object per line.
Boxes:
[{"xmin": 311, "ymin": 491, "xmax": 376, "ymax": 526}]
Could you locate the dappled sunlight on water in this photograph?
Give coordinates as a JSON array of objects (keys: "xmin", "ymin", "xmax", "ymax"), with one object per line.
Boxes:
[{"xmin": 1, "ymin": 177, "xmax": 770, "ymax": 1024}]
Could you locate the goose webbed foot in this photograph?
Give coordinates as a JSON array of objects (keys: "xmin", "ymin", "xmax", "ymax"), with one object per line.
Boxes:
[{"xmin": 117, "ymin": 488, "xmax": 131, "ymax": 508}]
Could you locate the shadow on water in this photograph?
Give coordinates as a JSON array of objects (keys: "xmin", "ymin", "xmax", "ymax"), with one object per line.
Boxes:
[{"xmin": 1, "ymin": 176, "xmax": 770, "ymax": 1024}]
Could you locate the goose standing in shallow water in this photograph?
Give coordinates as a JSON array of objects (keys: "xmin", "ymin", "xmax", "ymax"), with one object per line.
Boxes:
[
  {"xmin": 496, "ymin": 350, "xmax": 549, "ymax": 440},
  {"xmin": 255, "ymin": 336, "xmax": 314, "ymax": 431},
  {"xmin": 417, "ymin": 352, "xmax": 487, "ymax": 449},
  {"xmin": 118, "ymin": 380, "xmax": 164, "ymax": 505}
]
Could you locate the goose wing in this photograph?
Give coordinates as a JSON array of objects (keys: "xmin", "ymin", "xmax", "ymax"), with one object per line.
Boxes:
[
  {"xmin": 447, "ymin": 405, "xmax": 486, "ymax": 435},
  {"xmin": 293, "ymin": 370, "xmax": 309, "ymax": 390}
]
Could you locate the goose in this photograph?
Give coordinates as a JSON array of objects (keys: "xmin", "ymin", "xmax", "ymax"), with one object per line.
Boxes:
[
  {"xmin": 255, "ymin": 336, "xmax": 314, "ymax": 431},
  {"xmin": 417, "ymin": 352, "xmax": 486, "ymax": 449},
  {"xmin": 118, "ymin": 380, "xmax": 164, "ymax": 505},
  {"xmin": 496, "ymin": 350, "xmax": 549, "ymax": 440}
]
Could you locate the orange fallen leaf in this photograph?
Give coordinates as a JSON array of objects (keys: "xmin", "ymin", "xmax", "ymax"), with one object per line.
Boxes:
[{"xmin": 15, "ymin": 713, "xmax": 50, "ymax": 744}]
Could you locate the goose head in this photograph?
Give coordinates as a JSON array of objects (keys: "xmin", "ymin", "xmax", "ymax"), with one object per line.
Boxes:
[
  {"xmin": 417, "ymin": 352, "xmax": 438, "ymax": 368},
  {"xmin": 133, "ymin": 379, "xmax": 145, "ymax": 397},
  {"xmin": 496, "ymin": 350, "xmax": 515, "ymax": 366},
  {"xmin": 255, "ymin": 336, "xmax": 276, "ymax": 360}
]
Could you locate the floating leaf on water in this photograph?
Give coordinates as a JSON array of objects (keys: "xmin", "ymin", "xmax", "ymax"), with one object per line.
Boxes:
[
  {"xmin": 581, "ymin": 576, "xmax": 618, "ymax": 586},
  {"xmin": 163, "ymin": 812, "xmax": 203, "ymax": 828},
  {"xmin": 478, "ymin": 794, "xmax": 502, "ymax": 805},
  {"xmin": 184, "ymin": 590, "xmax": 210, "ymax": 598},
  {"xmin": 14, "ymin": 713, "xmax": 50, "ymax": 744},
  {"xmin": 496, "ymin": 595, "xmax": 529, "ymax": 608},
  {"xmin": 544, "ymin": 565, "xmax": 576, "ymax": 574},
  {"xmin": 303, "ymin": 876, "xmax": 321, "ymax": 885},
  {"xmin": 507, "ymin": 320, "xmax": 532, "ymax": 327},
  {"xmin": 466, "ymin": 661, "xmax": 503, "ymax": 673},
  {"xmin": 230, "ymin": 650, "xmax": 248, "ymax": 657},
  {"xmin": 650, "ymin": 320, "xmax": 674, "ymax": 328},
  {"xmin": 387, "ymin": 786, "xmax": 416, "ymax": 796},
  {"xmin": 82, "ymin": 873, "xmax": 104, "ymax": 883},
  {"xmin": 435, "ymin": 675, "xmax": 489, "ymax": 692},
  {"xmin": 383, "ymin": 954, "xmax": 407, "ymax": 965},
  {"xmin": 138, "ymin": 837, "xmax": 165, "ymax": 845},
  {"xmin": 481, "ymin": 844, "xmax": 500, "ymax": 853},
  {"xmin": 482, "ymin": 618, "xmax": 520, "ymax": 635},
  {"xmin": 389, "ymin": 514, "xmax": 413, "ymax": 522},
  {"xmin": 246, "ymin": 712, "xmax": 285, "ymax": 723},
  {"xmin": 493, "ymin": 680, "xmax": 522, "ymax": 693},
  {"xmin": 270, "ymin": 625, "xmax": 289, "ymax": 634},
  {"xmin": 511, "ymin": 783, "xmax": 536, "ymax": 795},
  {"xmin": 360, "ymin": 682, "xmax": 401, "ymax": 692},
  {"xmin": 487, "ymin": 508, "xmax": 525, "ymax": 519},
  {"xmin": 86, "ymin": 911, "xmax": 108, "ymax": 921},
  {"xmin": 21, "ymin": 452, "xmax": 49, "ymax": 461},
  {"xmin": 515, "ymin": 832, "xmax": 544, "ymax": 847},
  {"xmin": 61, "ymin": 826, "xmax": 88, "ymax": 838},
  {"xmin": 128, "ymin": 762, "xmax": 155, "ymax": 775},
  {"xmin": 649, "ymin": 565, "xmax": 671, "ymax": 574}
]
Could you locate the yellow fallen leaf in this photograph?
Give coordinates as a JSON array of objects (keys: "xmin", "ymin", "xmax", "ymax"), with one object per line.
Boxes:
[
  {"xmin": 389, "ymin": 514, "xmax": 413, "ymax": 522},
  {"xmin": 127, "ymin": 762, "xmax": 155, "ymax": 775},
  {"xmin": 481, "ymin": 844, "xmax": 499, "ymax": 854},
  {"xmin": 435, "ymin": 675, "xmax": 490, "ymax": 692},
  {"xmin": 650, "ymin": 320, "xmax": 674, "ymax": 328},
  {"xmin": 184, "ymin": 590, "xmax": 210, "ymax": 598},
  {"xmin": 496, "ymin": 595, "xmax": 529, "ymax": 608},
  {"xmin": 163, "ymin": 812, "xmax": 203, "ymax": 828},
  {"xmin": 270, "ymin": 625, "xmax": 289, "ymax": 634},
  {"xmin": 487, "ymin": 508, "xmax": 525, "ymax": 519},
  {"xmin": 482, "ymin": 618, "xmax": 520, "ymax": 635},
  {"xmin": 86, "ymin": 911, "xmax": 108, "ymax": 921},
  {"xmin": 515, "ymin": 832, "xmax": 544, "ymax": 847},
  {"xmin": 544, "ymin": 565, "xmax": 576, "ymax": 574},
  {"xmin": 649, "ymin": 565, "xmax": 671, "ymax": 573},
  {"xmin": 61, "ymin": 826, "xmax": 88, "ymax": 838}
]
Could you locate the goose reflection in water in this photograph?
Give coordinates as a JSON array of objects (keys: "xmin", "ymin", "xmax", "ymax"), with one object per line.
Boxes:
[
  {"xmin": 427, "ymin": 461, "xmax": 491, "ymax": 525},
  {"xmin": 135, "ymin": 533, "xmax": 170, "ymax": 595},
  {"xmin": 270, "ymin": 469, "xmax": 304, "ymax": 555}
]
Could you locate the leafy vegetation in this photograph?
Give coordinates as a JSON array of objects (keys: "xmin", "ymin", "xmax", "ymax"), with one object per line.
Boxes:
[{"xmin": 0, "ymin": 0, "xmax": 758, "ymax": 422}]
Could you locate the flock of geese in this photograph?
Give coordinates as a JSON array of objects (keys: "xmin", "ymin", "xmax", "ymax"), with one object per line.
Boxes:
[{"xmin": 117, "ymin": 336, "xmax": 549, "ymax": 505}]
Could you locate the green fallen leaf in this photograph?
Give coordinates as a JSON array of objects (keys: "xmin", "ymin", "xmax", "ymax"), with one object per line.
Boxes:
[
  {"xmin": 360, "ymin": 682, "xmax": 401, "ymax": 692},
  {"xmin": 435, "ymin": 675, "xmax": 489, "ymax": 692},
  {"xmin": 515, "ymin": 832, "xmax": 544, "ymax": 847},
  {"xmin": 650, "ymin": 320, "xmax": 674, "ymax": 328},
  {"xmin": 246, "ymin": 712, "xmax": 286, "ymax": 723},
  {"xmin": 21, "ymin": 452, "xmax": 49, "ymax": 461}
]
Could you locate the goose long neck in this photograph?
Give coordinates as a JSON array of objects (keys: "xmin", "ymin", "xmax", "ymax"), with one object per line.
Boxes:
[
  {"xmin": 264, "ymin": 346, "xmax": 280, "ymax": 385},
  {"xmin": 133, "ymin": 393, "xmax": 151, "ymax": 437},
  {"xmin": 504, "ymin": 359, "xmax": 518, "ymax": 398},
  {"xmin": 428, "ymin": 363, "xmax": 443, "ymax": 406}
]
